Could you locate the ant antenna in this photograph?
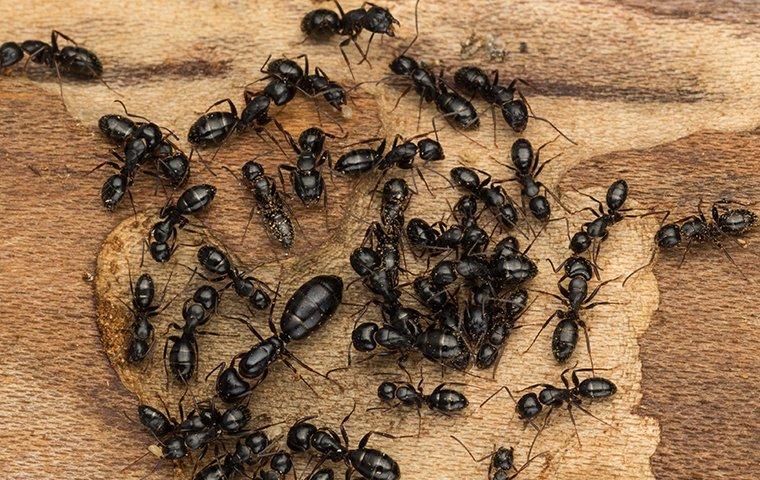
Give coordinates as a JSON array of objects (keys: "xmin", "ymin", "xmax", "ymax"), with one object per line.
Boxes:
[
  {"xmin": 399, "ymin": 0, "xmax": 421, "ymax": 58},
  {"xmin": 528, "ymin": 115, "xmax": 576, "ymax": 145}
]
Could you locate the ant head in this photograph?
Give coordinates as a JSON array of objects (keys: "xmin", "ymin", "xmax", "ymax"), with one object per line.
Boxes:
[
  {"xmin": 242, "ymin": 161, "xmax": 265, "ymax": 182},
  {"xmin": 245, "ymin": 431, "xmax": 269, "ymax": 455},
  {"xmin": 502, "ymin": 100, "xmax": 529, "ymax": 132},
  {"xmin": 377, "ymin": 381, "xmax": 397, "ymax": 400},
  {"xmin": 454, "ymin": 194, "xmax": 479, "ymax": 220},
  {"xmin": 350, "ymin": 247, "xmax": 380, "ymax": 276},
  {"xmin": 299, "ymin": 127, "xmax": 327, "ymax": 153},
  {"xmin": 382, "ymin": 177, "xmax": 411, "ymax": 203},
  {"xmin": 390, "ymin": 55, "xmax": 418, "ymax": 76},
  {"xmin": 364, "ymin": 6, "xmax": 400, "ymax": 37},
  {"xmin": 352, "ymin": 321, "xmax": 379, "ymax": 352},
  {"xmin": 492, "ymin": 446, "xmax": 515, "ymax": 472}
]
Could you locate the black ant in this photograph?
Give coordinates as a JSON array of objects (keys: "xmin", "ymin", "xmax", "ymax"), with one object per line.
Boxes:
[
  {"xmin": 164, "ymin": 285, "xmax": 220, "ymax": 383},
  {"xmin": 224, "ymin": 159, "xmax": 296, "ymax": 248},
  {"xmin": 2, "ymin": 31, "xmax": 107, "ymax": 108},
  {"xmin": 332, "ymin": 121, "xmax": 447, "ymax": 201},
  {"xmin": 451, "ymin": 437, "xmax": 546, "ymax": 480},
  {"xmin": 453, "ymin": 65, "xmax": 575, "ymax": 146},
  {"xmin": 99, "ymin": 101, "xmax": 194, "ymax": 187},
  {"xmin": 148, "ymin": 184, "xmax": 216, "ymax": 262},
  {"xmin": 274, "ymin": 122, "xmax": 339, "ymax": 208},
  {"xmin": 525, "ymin": 274, "xmax": 620, "ymax": 368},
  {"xmin": 450, "ymin": 166, "xmax": 523, "ymax": 234},
  {"xmin": 211, "ymin": 275, "xmax": 344, "ymax": 401},
  {"xmin": 382, "ymin": 1, "xmax": 479, "ymax": 133},
  {"xmin": 286, "ymin": 403, "xmax": 401, "ymax": 480},
  {"xmin": 187, "ymin": 96, "xmax": 285, "ymax": 164},
  {"xmin": 565, "ymin": 179, "xmax": 655, "ymax": 271},
  {"xmin": 623, "ymin": 199, "xmax": 757, "ymax": 286},
  {"xmin": 499, "ymin": 137, "xmax": 568, "ymax": 221},
  {"xmin": 90, "ymin": 150, "xmax": 143, "ymax": 212},
  {"xmin": 372, "ymin": 378, "xmax": 469, "ymax": 415},
  {"xmin": 123, "ymin": 269, "xmax": 175, "ymax": 364},
  {"xmin": 484, "ymin": 367, "xmax": 617, "ymax": 450},
  {"xmin": 368, "ymin": 374, "xmax": 468, "ymax": 436},
  {"xmin": 301, "ymin": 1, "xmax": 400, "ymax": 78},
  {"xmin": 195, "ymin": 244, "xmax": 274, "ymax": 310}
]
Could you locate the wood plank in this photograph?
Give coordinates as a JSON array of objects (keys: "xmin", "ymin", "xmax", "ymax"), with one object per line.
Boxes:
[{"xmin": 1, "ymin": 1, "xmax": 759, "ymax": 478}]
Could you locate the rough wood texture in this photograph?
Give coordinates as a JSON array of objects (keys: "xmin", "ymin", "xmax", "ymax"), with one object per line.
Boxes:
[{"xmin": 1, "ymin": 1, "xmax": 759, "ymax": 479}]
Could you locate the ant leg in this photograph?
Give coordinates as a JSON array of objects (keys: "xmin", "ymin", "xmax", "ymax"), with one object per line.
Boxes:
[
  {"xmin": 584, "ymin": 275, "xmax": 622, "ymax": 304},
  {"xmin": 450, "ymin": 436, "xmax": 498, "ymax": 463},
  {"xmin": 677, "ymin": 239, "xmax": 694, "ymax": 267},
  {"xmin": 391, "ymin": 84, "xmax": 413, "ymax": 112},
  {"xmin": 546, "ymin": 257, "xmax": 568, "ymax": 274},
  {"xmin": 490, "ymin": 104, "xmax": 499, "ymax": 148},
  {"xmin": 479, "ymin": 385, "xmax": 515, "ymax": 409},
  {"xmin": 577, "ymin": 320, "xmax": 594, "ymax": 372},
  {"xmin": 86, "ymin": 161, "xmax": 120, "ymax": 175},
  {"xmin": 338, "ymin": 38, "xmax": 356, "ymax": 81},
  {"xmin": 527, "ymin": 114, "xmax": 576, "ymax": 145},
  {"xmin": 574, "ymin": 401, "xmax": 616, "ymax": 429},
  {"xmin": 524, "ymin": 310, "xmax": 560, "ymax": 354},
  {"xmin": 359, "ymin": 33, "xmax": 376, "ymax": 65},
  {"xmin": 714, "ymin": 240, "xmax": 752, "ymax": 283},
  {"xmin": 527, "ymin": 409, "xmax": 551, "ymax": 459}
]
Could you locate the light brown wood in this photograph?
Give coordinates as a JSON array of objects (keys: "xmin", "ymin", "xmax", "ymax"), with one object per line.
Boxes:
[{"xmin": 1, "ymin": 1, "xmax": 759, "ymax": 479}]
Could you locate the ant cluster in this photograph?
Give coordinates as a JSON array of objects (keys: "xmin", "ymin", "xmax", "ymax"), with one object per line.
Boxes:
[{"xmin": 8, "ymin": 2, "xmax": 758, "ymax": 479}]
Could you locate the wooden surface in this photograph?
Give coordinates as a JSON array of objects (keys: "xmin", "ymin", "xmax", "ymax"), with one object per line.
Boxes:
[{"xmin": 1, "ymin": 1, "xmax": 759, "ymax": 479}]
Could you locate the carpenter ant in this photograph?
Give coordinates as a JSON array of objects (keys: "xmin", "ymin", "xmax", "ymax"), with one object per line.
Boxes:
[
  {"xmin": 499, "ymin": 137, "xmax": 568, "ymax": 220},
  {"xmin": 297, "ymin": 55, "xmax": 348, "ymax": 111},
  {"xmin": 193, "ymin": 430, "xmax": 273, "ymax": 480},
  {"xmin": 493, "ymin": 367, "xmax": 617, "ymax": 449},
  {"xmin": 301, "ymin": 1, "xmax": 400, "ymax": 78},
  {"xmin": 224, "ymin": 160, "xmax": 296, "ymax": 248},
  {"xmin": 566, "ymin": 179, "xmax": 645, "ymax": 267},
  {"xmin": 380, "ymin": 178, "xmax": 414, "ymax": 237},
  {"xmin": 451, "ymin": 437, "xmax": 548, "ymax": 480},
  {"xmin": 99, "ymin": 101, "xmax": 193, "ymax": 187},
  {"xmin": 332, "ymin": 123, "xmax": 447, "ymax": 200},
  {"xmin": 87, "ymin": 147, "xmax": 147, "ymax": 212},
  {"xmin": 341, "ymin": 301, "xmax": 423, "ymax": 379},
  {"xmin": 525, "ymin": 274, "xmax": 620, "ymax": 367},
  {"xmin": 287, "ymin": 403, "xmax": 401, "ymax": 480},
  {"xmin": 371, "ymin": 378, "xmax": 469, "ymax": 415},
  {"xmin": 475, "ymin": 289, "xmax": 532, "ymax": 372},
  {"xmin": 147, "ymin": 184, "xmax": 216, "ymax": 262},
  {"xmin": 623, "ymin": 199, "xmax": 757, "ymax": 286},
  {"xmin": 453, "ymin": 65, "xmax": 575, "ymax": 145},
  {"xmin": 2, "ymin": 31, "xmax": 106, "ymax": 108},
  {"xmin": 164, "ymin": 286, "xmax": 221, "ymax": 383},
  {"xmin": 211, "ymin": 275, "xmax": 344, "ymax": 401},
  {"xmin": 381, "ymin": 0, "xmax": 479, "ymax": 134},
  {"xmin": 450, "ymin": 166, "xmax": 523, "ymax": 233},
  {"xmin": 187, "ymin": 96, "xmax": 284, "ymax": 164},
  {"xmin": 274, "ymin": 122, "xmax": 338, "ymax": 208},
  {"xmin": 195, "ymin": 244, "xmax": 274, "ymax": 310},
  {"xmin": 124, "ymin": 270, "xmax": 175, "ymax": 364}
]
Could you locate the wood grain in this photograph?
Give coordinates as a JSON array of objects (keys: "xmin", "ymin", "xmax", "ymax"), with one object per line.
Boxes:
[{"xmin": 1, "ymin": 0, "xmax": 759, "ymax": 479}]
